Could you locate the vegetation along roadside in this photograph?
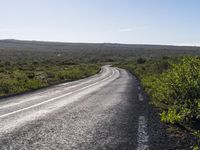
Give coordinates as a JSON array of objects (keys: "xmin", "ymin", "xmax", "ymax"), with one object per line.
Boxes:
[
  {"xmin": 0, "ymin": 61, "xmax": 100, "ymax": 98},
  {"xmin": 117, "ymin": 56, "xmax": 200, "ymax": 149}
]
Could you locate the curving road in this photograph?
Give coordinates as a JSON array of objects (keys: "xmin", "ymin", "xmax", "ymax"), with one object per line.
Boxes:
[{"xmin": 0, "ymin": 66, "xmax": 156, "ymax": 150}]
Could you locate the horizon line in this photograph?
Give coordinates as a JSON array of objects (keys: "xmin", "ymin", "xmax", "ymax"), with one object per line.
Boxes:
[{"xmin": 1, "ymin": 38, "xmax": 200, "ymax": 48}]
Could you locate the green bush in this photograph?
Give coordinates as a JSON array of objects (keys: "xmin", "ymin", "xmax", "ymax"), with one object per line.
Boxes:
[
  {"xmin": 137, "ymin": 57, "xmax": 146, "ymax": 64},
  {"xmin": 118, "ymin": 56, "xmax": 200, "ymax": 143},
  {"xmin": 144, "ymin": 57, "xmax": 200, "ymax": 125},
  {"xmin": 0, "ymin": 63, "xmax": 100, "ymax": 97},
  {"xmin": 120, "ymin": 56, "xmax": 200, "ymax": 126}
]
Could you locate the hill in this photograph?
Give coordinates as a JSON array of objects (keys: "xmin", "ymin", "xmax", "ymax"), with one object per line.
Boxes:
[{"xmin": 0, "ymin": 39, "xmax": 200, "ymax": 63}]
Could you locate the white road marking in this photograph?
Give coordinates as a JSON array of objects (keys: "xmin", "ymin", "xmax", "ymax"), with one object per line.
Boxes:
[
  {"xmin": 62, "ymin": 69, "xmax": 109, "ymax": 90},
  {"xmin": 57, "ymin": 66, "xmax": 108, "ymax": 86},
  {"xmin": 0, "ymin": 67, "xmax": 109, "ymax": 109},
  {"xmin": 138, "ymin": 93, "xmax": 144, "ymax": 101},
  {"xmin": 0, "ymin": 68, "xmax": 116, "ymax": 119},
  {"xmin": 0, "ymin": 95, "xmax": 45, "ymax": 109},
  {"xmin": 137, "ymin": 116, "xmax": 149, "ymax": 150}
]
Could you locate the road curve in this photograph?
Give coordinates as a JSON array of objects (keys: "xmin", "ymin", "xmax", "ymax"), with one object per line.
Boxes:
[{"xmin": 0, "ymin": 66, "xmax": 153, "ymax": 150}]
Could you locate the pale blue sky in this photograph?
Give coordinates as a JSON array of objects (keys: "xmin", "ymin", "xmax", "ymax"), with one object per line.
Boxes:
[{"xmin": 0, "ymin": 0, "xmax": 200, "ymax": 45}]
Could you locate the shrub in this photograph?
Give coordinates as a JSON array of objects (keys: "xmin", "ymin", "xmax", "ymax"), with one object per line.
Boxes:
[
  {"xmin": 118, "ymin": 56, "xmax": 200, "ymax": 144},
  {"xmin": 0, "ymin": 63, "xmax": 100, "ymax": 97},
  {"xmin": 137, "ymin": 57, "xmax": 146, "ymax": 64},
  {"xmin": 142, "ymin": 57, "xmax": 200, "ymax": 127}
]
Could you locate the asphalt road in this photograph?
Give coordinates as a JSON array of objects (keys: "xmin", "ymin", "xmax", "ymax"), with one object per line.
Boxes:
[{"xmin": 0, "ymin": 66, "xmax": 174, "ymax": 150}]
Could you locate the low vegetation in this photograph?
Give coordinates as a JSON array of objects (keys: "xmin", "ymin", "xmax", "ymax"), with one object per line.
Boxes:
[
  {"xmin": 118, "ymin": 56, "xmax": 200, "ymax": 147},
  {"xmin": 0, "ymin": 61, "xmax": 100, "ymax": 97}
]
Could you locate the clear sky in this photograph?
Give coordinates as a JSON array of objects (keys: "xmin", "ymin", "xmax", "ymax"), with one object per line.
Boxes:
[{"xmin": 0, "ymin": 0, "xmax": 200, "ymax": 45}]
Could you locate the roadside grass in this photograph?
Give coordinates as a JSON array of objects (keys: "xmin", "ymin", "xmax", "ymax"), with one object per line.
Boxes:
[
  {"xmin": 0, "ymin": 62, "xmax": 100, "ymax": 97},
  {"xmin": 117, "ymin": 56, "xmax": 200, "ymax": 148}
]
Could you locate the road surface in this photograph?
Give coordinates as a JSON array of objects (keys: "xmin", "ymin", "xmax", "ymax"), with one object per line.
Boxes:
[{"xmin": 0, "ymin": 66, "xmax": 171, "ymax": 150}]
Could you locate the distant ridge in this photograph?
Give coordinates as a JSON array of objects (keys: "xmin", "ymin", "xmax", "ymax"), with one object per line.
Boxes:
[
  {"xmin": 1, "ymin": 39, "xmax": 200, "ymax": 48},
  {"xmin": 0, "ymin": 39, "xmax": 200, "ymax": 60}
]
